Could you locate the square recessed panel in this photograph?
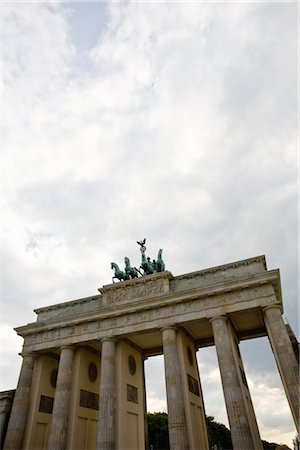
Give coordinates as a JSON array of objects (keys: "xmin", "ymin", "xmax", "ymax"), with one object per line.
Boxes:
[
  {"xmin": 229, "ymin": 308, "xmax": 264, "ymax": 333},
  {"xmin": 127, "ymin": 331, "xmax": 162, "ymax": 350},
  {"xmin": 90, "ymin": 309, "xmax": 265, "ymax": 352},
  {"xmin": 183, "ymin": 320, "xmax": 213, "ymax": 340}
]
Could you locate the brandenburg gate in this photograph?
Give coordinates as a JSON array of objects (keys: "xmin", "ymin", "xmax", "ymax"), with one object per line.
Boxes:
[{"xmin": 3, "ymin": 252, "xmax": 299, "ymax": 450}]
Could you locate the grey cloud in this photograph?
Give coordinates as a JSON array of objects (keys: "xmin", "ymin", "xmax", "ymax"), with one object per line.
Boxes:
[
  {"xmin": 3, "ymin": 3, "xmax": 297, "ymax": 445},
  {"xmin": 0, "ymin": 354, "xmax": 23, "ymax": 391},
  {"xmin": 260, "ymin": 413, "xmax": 295, "ymax": 431},
  {"xmin": 17, "ymin": 179, "xmax": 113, "ymax": 222}
]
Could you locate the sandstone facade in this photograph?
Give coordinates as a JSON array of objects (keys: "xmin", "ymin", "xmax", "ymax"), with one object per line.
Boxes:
[{"xmin": 2, "ymin": 255, "xmax": 299, "ymax": 450}]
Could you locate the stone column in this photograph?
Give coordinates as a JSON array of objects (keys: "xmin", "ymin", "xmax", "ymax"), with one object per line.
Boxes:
[
  {"xmin": 162, "ymin": 326, "xmax": 189, "ymax": 450},
  {"xmin": 3, "ymin": 353, "xmax": 35, "ymax": 450},
  {"xmin": 211, "ymin": 316, "xmax": 263, "ymax": 450},
  {"xmin": 142, "ymin": 356, "xmax": 149, "ymax": 450},
  {"xmin": 0, "ymin": 390, "xmax": 15, "ymax": 448},
  {"xmin": 48, "ymin": 346, "xmax": 74, "ymax": 450},
  {"xmin": 97, "ymin": 338, "xmax": 116, "ymax": 450},
  {"xmin": 0, "ymin": 412, "xmax": 6, "ymax": 447},
  {"xmin": 263, "ymin": 305, "xmax": 299, "ymax": 431}
]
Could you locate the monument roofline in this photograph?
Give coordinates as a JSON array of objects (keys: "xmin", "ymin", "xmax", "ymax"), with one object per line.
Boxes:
[
  {"xmin": 15, "ymin": 268, "xmax": 281, "ymax": 339},
  {"xmin": 5, "ymin": 250, "xmax": 298, "ymax": 449},
  {"xmin": 99, "ymin": 270, "xmax": 173, "ymax": 293},
  {"xmin": 32, "ymin": 256, "xmax": 268, "ymax": 316},
  {"xmin": 174, "ymin": 255, "xmax": 267, "ymax": 281},
  {"xmin": 34, "ymin": 294, "xmax": 101, "ymax": 315}
]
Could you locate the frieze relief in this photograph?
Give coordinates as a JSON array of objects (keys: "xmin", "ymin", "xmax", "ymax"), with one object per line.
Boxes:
[
  {"xmin": 29, "ymin": 334, "xmax": 38, "ymax": 344},
  {"xmin": 104, "ymin": 278, "xmax": 166, "ymax": 306},
  {"xmin": 107, "ymin": 290, "xmax": 128, "ymax": 304},
  {"xmin": 175, "ymin": 256, "xmax": 266, "ymax": 281},
  {"xmin": 24, "ymin": 284, "xmax": 276, "ymax": 351},
  {"xmin": 130, "ymin": 280, "xmax": 164, "ymax": 299}
]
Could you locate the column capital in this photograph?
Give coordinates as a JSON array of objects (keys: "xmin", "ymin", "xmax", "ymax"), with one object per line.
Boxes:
[
  {"xmin": 209, "ymin": 315, "xmax": 227, "ymax": 324},
  {"xmin": 19, "ymin": 352, "xmax": 37, "ymax": 360},
  {"xmin": 60, "ymin": 345, "xmax": 75, "ymax": 351},
  {"xmin": 161, "ymin": 325, "xmax": 177, "ymax": 332},
  {"xmin": 101, "ymin": 336, "xmax": 117, "ymax": 344},
  {"xmin": 263, "ymin": 304, "xmax": 282, "ymax": 313}
]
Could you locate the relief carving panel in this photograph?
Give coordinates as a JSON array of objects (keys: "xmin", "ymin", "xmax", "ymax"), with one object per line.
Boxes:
[
  {"xmin": 187, "ymin": 374, "xmax": 200, "ymax": 397},
  {"xmin": 39, "ymin": 395, "xmax": 54, "ymax": 414},
  {"xmin": 104, "ymin": 278, "xmax": 166, "ymax": 306},
  {"xmin": 127, "ymin": 384, "xmax": 138, "ymax": 404},
  {"xmin": 25, "ymin": 284, "xmax": 275, "ymax": 350},
  {"xmin": 79, "ymin": 389, "xmax": 99, "ymax": 410}
]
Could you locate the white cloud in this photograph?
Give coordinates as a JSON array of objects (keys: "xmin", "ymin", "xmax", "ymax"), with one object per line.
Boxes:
[
  {"xmin": 146, "ymin": 391, "xmax": 167, "ymax": 414},
  {"xmin": 2, "ymin": 2, "xmax": 298, "ymax": 447},
  {"xmin": 0, "ymin": 324, "xmax": 23, "ymax": 355},
  {"xmin": 145, "ymin": 355, "xmax": 167, "ymax": 412},
  {"xmin": 0, "ymin": 324, "xmax": 23, "ymax": 390}
]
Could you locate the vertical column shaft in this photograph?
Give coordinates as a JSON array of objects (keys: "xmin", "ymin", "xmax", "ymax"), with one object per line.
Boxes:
[
  {"xmin": 162, "ymin": 326, "xmax": 189, "ymax": 450},
  {"xmin": 263, "ymin": 305, "xmax": 299, "ymax": 431},
  {"xmin": 48, "ymin": 346, "xmax": 74, "ymax": 450},
  {"xmin": 97, "ymin": 338, "xmax": 116, "ymax": 450},
  {"xmin": 0, "ymin": 412, "xmax": 6, "ymax": 447},
  {"xmin": 142, "ymin": 356, "xmax": 149, "ymax": 450},
  {"xmin": 3, "ymin": 354, "xmax": 35, "ymax": 450},
  {"xmin": 211, "ymin": 316, "xmax": 262, "ymax": 450}
]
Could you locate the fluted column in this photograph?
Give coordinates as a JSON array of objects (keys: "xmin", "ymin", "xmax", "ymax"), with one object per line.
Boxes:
[
  {"xmin": 0, "ymin": 391, "xmax": 15, "ymax": 448},
  {"xmin": 162, "ymin": 326, "xmax": 189, "ymax": 450},
  {"xmin": 48, "ymin": 346, "xmax": 74, "ymax": 450},
  {"xmin": 142, "ymin": 355, "xmax": 149, "ymax": 450},
  {"xmin": 97, "ymin": 338, "xmax": 116, "ymax": 450},
  {"xmin": 263, "ymin": 305, "xmax": 299, "ymax": 431},
  {"xmin": 211, "ymin": 316, "xmax": 263, "ymax": 450},
  {"xmin": 0, "ymin": 411, "xmax": 6, "ymax": 447},
  {"xmin": 3, "ymin": 353, "xmax": 35, "ymax": 450}
]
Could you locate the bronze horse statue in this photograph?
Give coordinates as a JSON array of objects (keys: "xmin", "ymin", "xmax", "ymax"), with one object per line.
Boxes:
[
  {"xmin": 124, "ymin": 257, "xmax": 139, "ymax": 279},
  {"xmin": 139, "ymin": 245, "xmax": 165, "ymax": 275},
  {"xmin": 111, "ymin": 262, "xmax": 129, "ymax": 283},
  {"xmin": 111, "ymin": 258, "xmax": 140, "ymax": 283},
  {"xmin": 140, "ymin": 246, "xmax": 154, "ymax": 275},
  {"xmin": 156, "ymin": 249, "xmax": 165, "ymax": 272},
  {"xmin": 111, "ymin": 239, "xmax": 166, "ymax": 282}
]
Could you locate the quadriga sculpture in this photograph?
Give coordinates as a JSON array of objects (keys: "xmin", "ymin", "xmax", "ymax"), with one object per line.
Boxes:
[
  {"xmin": 124, "ymin": 257, "xmax": 139, "ymax": 279},
  {"xmin": 111, "ymin": 239, "xmax": 166, "ymax": 283},
  {"xmin": 111, "ymin": 262, "xmax": 129, "ymax": 283}
]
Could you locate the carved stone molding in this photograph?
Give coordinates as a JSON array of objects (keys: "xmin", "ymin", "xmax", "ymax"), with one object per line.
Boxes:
[
  {"xmin": 100, "ymin": 272, "xmax": 173, "ymax": 306},
  {"xmin": 21, "ymin": 283, "xmax": 276, "ymax": 353},
  {"xmin": 174, "ymin": 255, "xmax": 267, "ymax": 281}
]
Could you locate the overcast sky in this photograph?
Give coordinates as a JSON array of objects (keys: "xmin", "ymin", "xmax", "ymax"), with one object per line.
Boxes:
[{"xmin": 1, "ymin": 1, "xmax": 298, "ymax": 447}]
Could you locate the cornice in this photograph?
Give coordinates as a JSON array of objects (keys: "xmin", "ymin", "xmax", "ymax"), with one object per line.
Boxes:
[
  {"xmin": 34, "ymin": 294, "xmax": 101, "ymax": 315},
  {"xmin": 173, "ymin": 255, "xmax": 267, "ymax": 281},
  {"xmin": 15, "ymin": 269, "xmax": 280, "ymax": 338},
  {"xmin": 99, "ymin": 270, "xmax": 173, "ymax": 293},
  {"xmin": 32, "ymin": 257, "xmax": 267, "ymax": 316}
]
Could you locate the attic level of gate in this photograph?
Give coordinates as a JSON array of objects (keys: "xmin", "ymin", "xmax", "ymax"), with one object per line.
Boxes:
[
  {"xmin": 4, "ymin": 254, "xmax": 299, "ymax": 450},
  {"xmin": 16, "ymin": 255, "xmax": 282, "ymax": 356}
]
